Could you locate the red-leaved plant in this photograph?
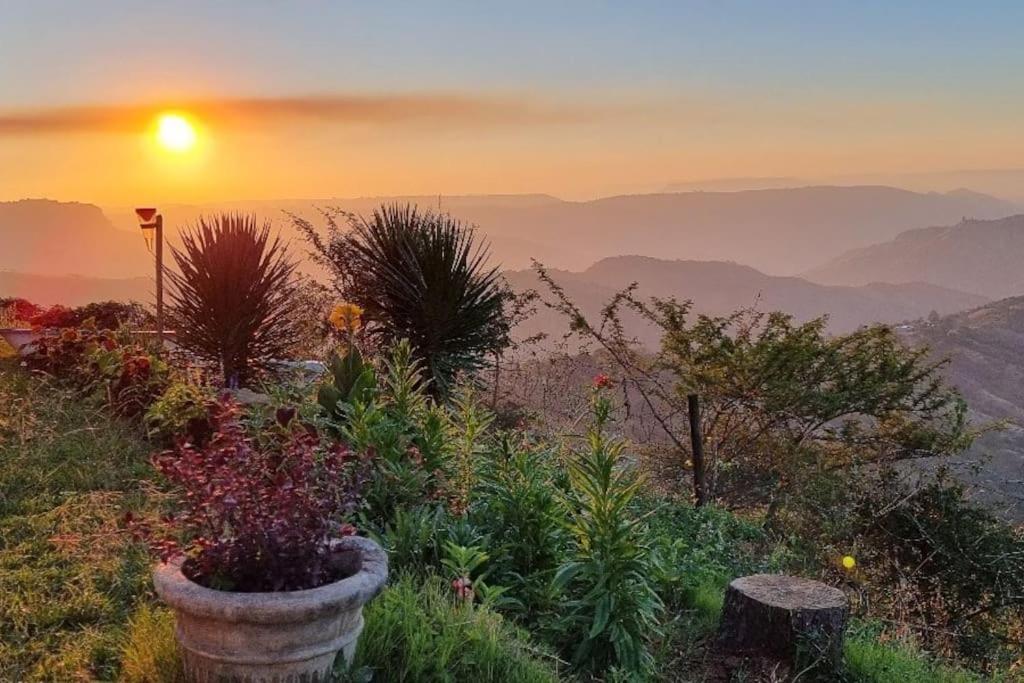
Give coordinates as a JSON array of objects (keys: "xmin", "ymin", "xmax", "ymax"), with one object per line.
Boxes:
[{"xmin": 148, "ymin": 397, "xmax": 367, "ymax": 592}]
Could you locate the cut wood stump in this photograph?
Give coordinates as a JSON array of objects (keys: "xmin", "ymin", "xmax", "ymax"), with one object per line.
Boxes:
[{"xmin": 717, "ymin": 574, "xmax": 849, "ymax": 669}]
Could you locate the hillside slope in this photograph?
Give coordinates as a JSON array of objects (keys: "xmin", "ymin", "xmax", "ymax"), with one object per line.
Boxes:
[
  {"xmin": 805, "ymin": 214, "xmax": 1024, "ymax": 299},
  {"xmin": 505, "ymin": 255, "xmax": 988, "ymax": 347},
  {"xmin": 901, "ymin": 298, "xmax": 1024, "ymax": 518},
  {"xmin": 0, "ymin": 199, "xmax": 150, "ymax": 278}
]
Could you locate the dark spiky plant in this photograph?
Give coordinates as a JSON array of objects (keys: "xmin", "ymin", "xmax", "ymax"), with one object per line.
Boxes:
[
  {"xmin": 295, "ymin": 203, "xmax": 511, "ymax": 393},
  {"xmin": 167, "ymin": 214, "xmax": 302, "ymax": 388}
]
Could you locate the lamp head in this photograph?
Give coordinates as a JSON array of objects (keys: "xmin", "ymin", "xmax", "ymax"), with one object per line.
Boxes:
[
  {"xmin": 135, "ymin": 208, "xmax": 160, "ymax": 251},
  {"xmin": 135, "ymin": 207, "xmax": 159, "ymax": 227}
]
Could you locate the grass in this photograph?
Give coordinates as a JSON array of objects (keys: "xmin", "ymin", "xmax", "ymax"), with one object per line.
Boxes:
[
  {"xmin": 346, "ymin": 574, "xmax": 564, "ymax": 682},
  {"xmin": 0, "ymin": 362, "xmax": 160, "ymax": 681},
  {"xmin": 844, "ymin": 625, "xmax": 1004, "ymax": 683}
]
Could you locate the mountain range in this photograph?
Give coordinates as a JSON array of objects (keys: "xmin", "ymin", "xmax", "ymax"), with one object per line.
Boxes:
[
  {"xmin": 504, "ymin": 255, "xmax": 989, "ymax": 347},
  {"xmin": 98, "ymin": 185, "xmax": 1016, "ymax": 274},
  {"xmin": 805, "ymin": 214, "xmax": 1024, "ymax": 299},
  {"xmin": 2, "ymin": 186, "xmax": 1015, "ymax": 281}
]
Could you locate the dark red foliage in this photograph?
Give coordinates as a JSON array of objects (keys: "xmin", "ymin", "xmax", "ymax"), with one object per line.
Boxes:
[
  {"xmin": 25, "ymin": 325, "xmax": 118, "ymax": 378},
  {"xmin": 24, "ymin": 324, "xmax": 168, "ymax": 417},
  {"xmin": 151, "ymin": 398, "xmax": 368, "ymax": 592},
  {"xmin": 28, "ymin": 301, "xmax": 154, "ymax": 330},
  {"xmin": 0, "ymin": 297, "xmax": 43, "ymax": 323}
]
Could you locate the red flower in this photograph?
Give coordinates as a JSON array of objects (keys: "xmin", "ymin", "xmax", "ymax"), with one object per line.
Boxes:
[{"xmin": 593, "ymin": 373, "xmax": 611, "ymax": 389}]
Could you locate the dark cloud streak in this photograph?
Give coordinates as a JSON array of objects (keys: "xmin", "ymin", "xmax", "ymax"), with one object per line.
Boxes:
[{"xmin": 0, "ymin": 93, "xmax": 590, "ymax": 135}]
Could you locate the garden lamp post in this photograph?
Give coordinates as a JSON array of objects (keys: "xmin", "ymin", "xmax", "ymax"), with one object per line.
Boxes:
[{"xmin": 135, "ymin": 208, "xmax": 164, "ymax": 347}]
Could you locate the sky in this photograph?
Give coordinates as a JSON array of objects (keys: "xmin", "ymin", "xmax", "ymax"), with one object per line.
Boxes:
[{"xmin": 2, "ymin": 1, "xmax": 1023, "ymax": 204}]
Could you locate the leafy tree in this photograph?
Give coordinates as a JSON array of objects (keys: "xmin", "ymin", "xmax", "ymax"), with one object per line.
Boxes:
[
  {"xmin": 294, "ymin": 203, "xmax": 511, "ymax": 393},
  {"xmin": 535, "ymin": 264, "xmax": 980, "ymax": 517},
  {"xmin": 167, "ymin": 214, "xmax": 302, "ymax": 388}
]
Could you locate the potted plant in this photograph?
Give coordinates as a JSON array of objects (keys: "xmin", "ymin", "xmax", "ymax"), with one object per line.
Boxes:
[{"xmin": 145, "ymin": 398, "xmax": 387, "ymax": 681}]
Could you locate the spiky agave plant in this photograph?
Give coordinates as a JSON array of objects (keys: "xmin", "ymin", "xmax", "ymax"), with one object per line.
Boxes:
[
  {"xmin": 167, "ymin": 214, "xmax": 302, "ymax": 388},
  {"xmin": 299, "ymin": 203, "xmax": 511, "ymax": 393}
]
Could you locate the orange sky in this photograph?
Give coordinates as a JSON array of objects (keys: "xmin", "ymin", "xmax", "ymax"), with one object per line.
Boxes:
[
  {"xmin": 3, "ymin": 90, "xmax": 1023, "ymax": 206},
  {"xmin": 3, "ymin": 4, "xmax": 1023, "ymax": 204}
]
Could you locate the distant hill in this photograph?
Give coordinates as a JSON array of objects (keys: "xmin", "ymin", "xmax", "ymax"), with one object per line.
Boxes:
[
  {"xmin": 805, "ymin": 214, "xmax": 1024, "ymax": 299},
  {"xmin": 0, "ymin": 199, "xmax": 150, "ymax": 278},
  {"xmin": 104, "ymin": 185, "xmax": 1016, "ymax": 275},
  {"xmin": 660, "ymin": 177, "xmax": 807, "ymax": 193},
  {"xmin": 900, "ymin": 298, "xmax": 1024, "ymax": 519},
  {"xmin": 0, "ymin": 271, "xmax": 150, "ymax": 307},
  {"xmin": 504, "ymin": 255, "xmax": 988, "ymax": 348}
]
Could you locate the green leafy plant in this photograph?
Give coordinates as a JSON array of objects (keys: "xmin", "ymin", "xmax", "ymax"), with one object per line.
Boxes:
[
  {"xmin": 295, "ymin": 203, "xmax": 512, "ymax": 393},
  {"xmin": 553, "ymin": 386, "xmax": 663, "ymax": 675},
  {"xmin": 329, "ymin": 341, "xmax": 451, "ymax": 528},
  {"xmin": 166, "ymin": 214, "xmax": 303, "ymax": 388},
  {"xmin": 472, "ymin": 433, "xmax": 568, "ymax": 613},
  {"xmin": 317, "ymin": 346, "xmax": 377, "ymax": 423},
  {"xmin": 144, "ymin": 379, "xmax": 214, "ymax": 443}
]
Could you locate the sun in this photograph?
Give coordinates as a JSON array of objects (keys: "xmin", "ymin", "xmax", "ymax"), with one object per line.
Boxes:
[{"xmin": 155, "ymin": 113, "xmax": 197, "ymax": 152}]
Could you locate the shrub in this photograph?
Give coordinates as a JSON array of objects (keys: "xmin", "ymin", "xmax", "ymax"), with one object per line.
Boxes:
[
  {"xmin": 147, "ymin": 397, "xmax": 367, "ymax": 591},
  {"xmin": 144, "ymin": 379, "xmax": 215, "ymax": 443},
  {"xmin": 553, "ymin": 386, "xmax": 663, "ymax": 675},
  {"xmin": 0, "ymin": 297, "xmax": 42, "ymax": 326},
  {"xmin": 24, "ymin": 323, "xmax": 168, "ymax": 417},
  {"xmin": 346, "ymin": 574, "xmax": 562, "ymax": 682},
  {"xmin": 846, "ymin": 475, "xmax": 1024, "ymax": 669},
  {"xmin": 85, "ymin": 341, "xmax": 169, "ymax": 418},
  {"xmin": 295, "ymin": 203, "xmax": 511, "ymax": 393},
  {"xmin": 167, "ymin": 213, "xmax": 303, "ymax": 388}
]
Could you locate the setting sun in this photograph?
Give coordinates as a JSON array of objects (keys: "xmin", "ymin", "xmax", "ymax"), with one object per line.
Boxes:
[{"xmin": 155, "ymin": 113, "xmax": 197, "ymax": 152}]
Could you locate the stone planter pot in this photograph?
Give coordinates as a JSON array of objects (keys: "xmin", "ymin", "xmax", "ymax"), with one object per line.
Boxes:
[
  {"xmin": 0, "ymin": 328, "xmax": 40, "ymax": 356},
  {"xmin": 153, "ymin": 536, "xmax": 388, "ymax": 682}
]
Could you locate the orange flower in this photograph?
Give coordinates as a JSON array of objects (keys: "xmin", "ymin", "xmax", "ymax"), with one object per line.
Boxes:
[{"xmin": 328, "ymin": 303, "xmax": 363, "ymax": 333}]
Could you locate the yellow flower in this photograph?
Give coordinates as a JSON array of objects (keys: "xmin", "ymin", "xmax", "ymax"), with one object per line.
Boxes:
[
  {"xmin": 329, "ymin": 303, "xmax": 363, "ymax": 333},
  {"xmin": 841, "ymin": 555, "xmax": 856, "ymax": 571}
]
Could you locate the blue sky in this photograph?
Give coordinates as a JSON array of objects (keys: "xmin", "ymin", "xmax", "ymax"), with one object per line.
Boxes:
[{"xmin": 4, "ymin": 2, "xmax": 1023, "ymax": 104}]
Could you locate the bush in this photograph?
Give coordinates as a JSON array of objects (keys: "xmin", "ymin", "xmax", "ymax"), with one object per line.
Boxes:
[
  {"xmin": 0, "ymin": 297, "xmax": 42, "ymax": 326},
  {"xmin": 24, "ymin": 323, "xmax": 169, "ymax": 417},
  {"xmin": 295, "ymin": 203, "xmax": 511, "ymax": 393},
  {"xmin": 167, "ymin": 213, "xmax": 303, "ymax": 388},
  {"xmin": 147, "ymin": 397, "xmax": 367, "ymax": 591},
  {"xmin": 144, "ymin": 379, "xmax": 215, "ymax": 443},
  {"xmin": 846, "ymin": 475, "xmax": 1024, "ymax": 669},
  {"xmin": 33, "ymin": 301, "xmax": 153, "ymax": 330},
  {"xmin": 85, "ymin": 341, "xmax": 169, "ymax": 418},
  {"xmin": 346, "ymin": 574, "xmax": 562, "ymax": 682}
]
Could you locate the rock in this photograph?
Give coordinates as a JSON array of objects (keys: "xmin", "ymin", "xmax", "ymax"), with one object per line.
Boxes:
[{"xmin": 717, "ymin": 574, "xmax": 849, "ymax": 669}]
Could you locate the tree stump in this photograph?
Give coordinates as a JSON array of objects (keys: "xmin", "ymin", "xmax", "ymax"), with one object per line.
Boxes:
[{"xmin": 717, "ymin": 574, "xmax": 849, "ymax": 669}]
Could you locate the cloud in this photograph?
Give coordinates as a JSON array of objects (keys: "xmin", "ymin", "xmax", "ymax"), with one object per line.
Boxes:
[{"xmin": 0, "ymin": 93, "xmax": 593, "ymax": 135}]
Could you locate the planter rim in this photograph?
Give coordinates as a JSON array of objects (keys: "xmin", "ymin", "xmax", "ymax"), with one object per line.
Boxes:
[{"xmin": 153, "ymin": 535, "xmax": 387, "ymax": 624}]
